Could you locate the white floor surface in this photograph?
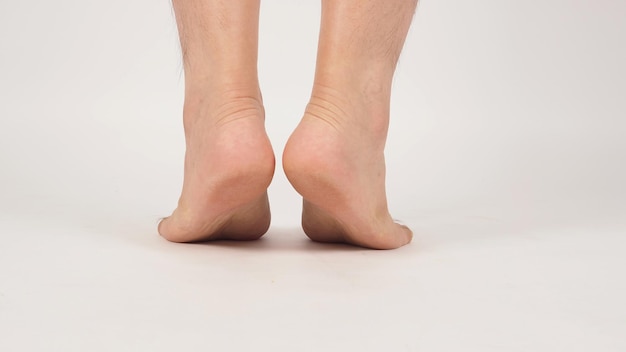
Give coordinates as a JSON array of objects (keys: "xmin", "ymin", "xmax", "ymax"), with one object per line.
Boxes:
[{"xmin": 1, "ymin": 204, "xmax": 625, "ymax": 351}]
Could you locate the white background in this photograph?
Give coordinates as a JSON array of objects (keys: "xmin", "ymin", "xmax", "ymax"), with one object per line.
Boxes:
[{"xmin": 0, "ymin": 0, "xmax": 625, "ymax": 351}]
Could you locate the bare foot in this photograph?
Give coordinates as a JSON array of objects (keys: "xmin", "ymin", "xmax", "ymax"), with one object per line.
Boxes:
[
  {"xmin": 283, "ymin": 85, "xmax": 412, "ymax": 250},
  {"xmin": 159, "ymin": 92, "xmax": 275, "ymax": 242}
]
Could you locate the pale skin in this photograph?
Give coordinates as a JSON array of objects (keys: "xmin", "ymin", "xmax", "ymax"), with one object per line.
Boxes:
[{"xmin": 158, "ymin": 0, "xmax": 418, "ymax": 249}]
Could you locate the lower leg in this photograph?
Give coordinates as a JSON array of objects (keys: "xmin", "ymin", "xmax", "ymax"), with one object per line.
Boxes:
[
  {"xmin": 159, "ymin": 0, "xmax": 275, "ymax": 242},
  {"xmin": 283, "ymin": 0, "xmax": 418, "ymax": 249}
]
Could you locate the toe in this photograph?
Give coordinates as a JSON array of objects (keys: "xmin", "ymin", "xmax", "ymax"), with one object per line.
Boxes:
[
  {"xmin": 157, "ymin": 215, "xmax": 177, "ymax": 242},
  {"xmin": 363, "ymin": 222, "xmax": 413, "ymax": 250},
  {"xmin": 398, "ymin": 223, "xmax": 413, "ymax": 246},
  {"xmin": 157, "ymin": 216, "xmax": 167, "ymax": 235},
  {"xmin": 157, "ymin": 213, "xmax": 194, "ymax": 243}
]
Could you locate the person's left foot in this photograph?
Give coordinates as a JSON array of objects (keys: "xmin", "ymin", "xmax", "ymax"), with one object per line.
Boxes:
[{"xmin": 158, "ymin": 90, "xmax": 275, "ymax": 242}]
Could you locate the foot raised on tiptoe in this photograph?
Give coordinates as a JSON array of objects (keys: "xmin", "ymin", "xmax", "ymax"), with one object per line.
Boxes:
[
  {"xmin": 283, "ymin": 85, "xmax": 412, "ymax": 250},
  {"xmin": 159, "ymin": 91, "xmax": 275, "ymax": 242}
]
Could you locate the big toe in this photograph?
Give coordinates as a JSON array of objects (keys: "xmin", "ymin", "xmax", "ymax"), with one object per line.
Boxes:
[
  {"xmin": 359, "ymin": 222, "xmax": 413, "ymax": 250},
  {"xmin": 397, "ymin": 222, "xmax": 413, "ymax": 246},
  {"xmin": 157, "ymin": 214, "xmax": 192, "ymax": 243},
  {"xmin": 157, "ymin": 215, "xmax": 175, "ymax": 241}
]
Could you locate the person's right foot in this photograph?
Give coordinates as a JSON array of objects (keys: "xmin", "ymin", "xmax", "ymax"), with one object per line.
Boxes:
[{"xmin": 283, "ymin": 84, "xmax": 412, "ymax": 250}]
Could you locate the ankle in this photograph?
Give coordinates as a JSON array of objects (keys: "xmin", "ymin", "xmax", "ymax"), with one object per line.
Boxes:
[
  {"xmin": 183, "ymin": 84, "xmax": 264, "ymax": 124},
  {"xmin": 306, "ymin": 82, "xmax": 391, "ymax": 142}
]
